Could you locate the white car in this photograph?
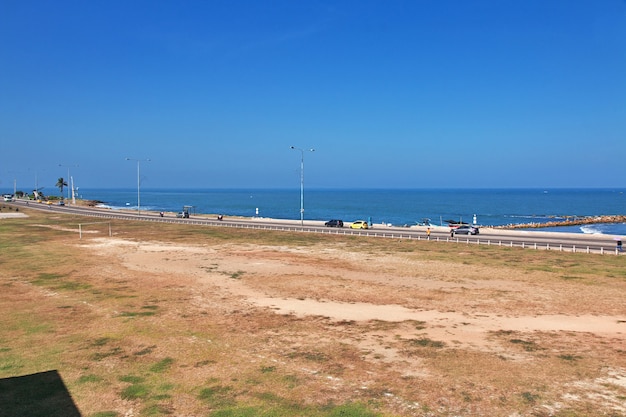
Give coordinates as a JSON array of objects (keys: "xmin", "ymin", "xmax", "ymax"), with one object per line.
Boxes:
[{"xmin": 453, "ymin": 225, "xmax": 479, "ymax": 235}]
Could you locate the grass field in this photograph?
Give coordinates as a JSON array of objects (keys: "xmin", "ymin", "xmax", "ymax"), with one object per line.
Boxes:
[{"xmin": 0, "ymin": 206, "xmax": 625, "ymax": 417}]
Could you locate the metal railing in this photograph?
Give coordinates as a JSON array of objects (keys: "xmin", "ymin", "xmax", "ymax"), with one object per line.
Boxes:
[{"xmin": 8, "ymin": 201, "xmax": 623, "ymax": 255}]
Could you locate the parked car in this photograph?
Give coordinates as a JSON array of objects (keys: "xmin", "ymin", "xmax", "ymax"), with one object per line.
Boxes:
[
  {"xmin": 324, "ymin": 219, "xmax": 344, "ymax": 227},
  {"xmin": 453, "ymin": 225, "xmax": 479, "ymax": 235},
  {"xmin": 350, "ymin": 220, "xmax": 369, "ymax": 229}
]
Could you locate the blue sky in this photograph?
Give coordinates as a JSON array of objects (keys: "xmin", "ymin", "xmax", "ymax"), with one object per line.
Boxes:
[{"xmin": 1, "ymin": 0, "xmax": 625, "ymax": 192}]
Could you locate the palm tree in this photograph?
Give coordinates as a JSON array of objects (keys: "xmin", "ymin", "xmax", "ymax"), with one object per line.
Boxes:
[{"xmin": 56, "ymin": 177, "xmax": 68, "ymax": 197}]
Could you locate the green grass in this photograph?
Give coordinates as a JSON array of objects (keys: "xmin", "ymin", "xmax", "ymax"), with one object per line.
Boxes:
[
  {"xmin": 76, "ymin": 374, "xmax": 103, "ymax": 384},
  {"xmin": 287, "ymin": 350, "xmax": 330, "ymax": 362},
  {"xmin": 119, "ymin": 375, "xmax": 144, "ymax": 384},
  {"xmin": 134, "ymin": 345, "xmax": 156, "ymax": 356},
  {"xmin": 198, "ymin": 384, "xmax": 236, "ymax": 408},
  {"xmin": 0, "ymin": 353, "xmax": 25, "ymax": 373},
  {"xmin": 510, "ymin": 338, "xmax": 542, "ymax": 352},
  {"xmin": 91, "ymin": 347, "xmax": 124, "ymax": 361},
  {"xmin": 558, "ymin": 354, "xmax": 582, "ymax": 361},
  {"xmin": 149, "ymin": 357, "xmax": 174, "ymax": 373},
  {"xmin": 229, "ymin": 270, "xmax": 245, "ymax": 279},
  {"xmin": 118, "ymin": 310, "xmax": 157, "ymax": 318},
  {"xmin": 405, "ymin": 337, "xmax": 445, "ymax": 348},
  {"xmin": 121, "ymin": 383, "xmax": 151, "ymax": 400},
  {"xmin": 91, "ymin": 337, "xmax": 113, "ymax": 347},
  {"xmin": 521, "ymin": 391, "xmax": 540, "ymax": 404}
]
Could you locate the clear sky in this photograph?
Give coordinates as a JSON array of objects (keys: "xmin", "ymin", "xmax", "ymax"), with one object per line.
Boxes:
[{"xmin": 1, "ymin": 0, "xmax": 625, "ymax": 192}]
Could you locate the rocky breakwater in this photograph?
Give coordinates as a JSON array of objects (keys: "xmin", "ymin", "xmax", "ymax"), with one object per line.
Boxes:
[{"xmin": 496, "ymin": 215, "xmax": 626, "ymax": 230}]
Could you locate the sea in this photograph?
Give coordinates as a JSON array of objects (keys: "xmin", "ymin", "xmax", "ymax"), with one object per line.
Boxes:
[{"xmin": 64, "ymin": 188, "xmax": 626, "ymax": 236}]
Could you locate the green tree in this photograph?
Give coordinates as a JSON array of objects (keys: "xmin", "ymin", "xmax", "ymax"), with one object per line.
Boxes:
[{"xmin": 56, "ymin": 177, "xmax": 68, "ymax": 197}]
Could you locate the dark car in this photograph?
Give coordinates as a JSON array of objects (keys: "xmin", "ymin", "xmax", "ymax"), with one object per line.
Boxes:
[
  {"xmin": 324, "ymin": 219, "xmax": 344, "ymax": 227},
  {"xmin": 453, "ymin": 225, "xmax": 479, "ymax": 235}
]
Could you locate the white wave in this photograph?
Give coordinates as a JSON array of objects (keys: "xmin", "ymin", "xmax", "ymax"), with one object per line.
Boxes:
[
  {"xmin": 97, "ymin": 203, "xmax": 134, "ymax": 210},
  {"xmin": 580, "ymin": 225, "xmax": 603, "ymax": 234},
  {"xmin": 580, "ymin": 223, "xmax": 626, "ymax": 236}
]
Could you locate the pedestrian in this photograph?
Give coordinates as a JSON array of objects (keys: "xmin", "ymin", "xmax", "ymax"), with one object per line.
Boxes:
[
  {"xmin": 426, "ymin": 227, "xmax": 431, "ymax": 240},
  {"xmin": 450, "ymin": 228, "xmax": 454, "ymax": 238},
  {"xmin": 618, "ymin": 240, "xmax": 623, "ymax": 252}
]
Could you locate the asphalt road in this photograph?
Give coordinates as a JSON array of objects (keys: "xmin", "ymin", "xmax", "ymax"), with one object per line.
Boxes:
[{"xmin": 5, "ymin": 200, "xmax": 623, "ymax": 255}]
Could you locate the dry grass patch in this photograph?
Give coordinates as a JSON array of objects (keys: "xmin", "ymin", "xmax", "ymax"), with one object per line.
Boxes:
[{"xmin": 0, "ymin": 208, "xmax": 625, "ymax": 416}]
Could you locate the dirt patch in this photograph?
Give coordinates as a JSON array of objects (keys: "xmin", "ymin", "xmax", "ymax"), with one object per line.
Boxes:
[
  {"xmin": 3, "ymin": 222, "xmax": 626, "ymax": 417},
  {"xmin": 86, "ymin": 238, "xmax": 625, "ymax": 340},
  {"xmin": 73, "ymin": 236, "xmax": 626, "ymax": 415},
  {"xmin": 0, "ymin": 212, "xmax": 28, "ymax": 219}
]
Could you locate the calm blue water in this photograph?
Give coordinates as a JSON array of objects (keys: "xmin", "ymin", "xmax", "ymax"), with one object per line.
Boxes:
[{"xmin": 62, "ymin": 188, "xmax": 626, "ymax": 236}]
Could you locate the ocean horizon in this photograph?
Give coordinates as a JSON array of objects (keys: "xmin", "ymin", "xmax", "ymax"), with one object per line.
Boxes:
[{"xmin": 42, "ymin": 187, "xmax": 625, "ymax": 236}]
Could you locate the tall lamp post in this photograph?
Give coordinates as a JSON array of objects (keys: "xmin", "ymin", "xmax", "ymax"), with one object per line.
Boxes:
[
  {"xmin": 58, "ymin": 164, "xmax": 79, "ymax": 203},
  {"xmin": 290, "ymin": 146, "xmax": 315, "ymax": 226},
  {"xmin": 31, "ymin": 168, "xmax": 46, "ymax": 192},
  {"xmin": 125, "ymin": 157, "xmax": 151, "ymax": 214}
]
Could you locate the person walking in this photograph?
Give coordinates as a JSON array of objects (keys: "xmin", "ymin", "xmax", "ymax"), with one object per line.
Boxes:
[
  {"xmin": 617, "ymin": 240, "xmax": 623, "ymax": 252},
  {"xmin": 426, "ymin": 227, "xmax": 431, "ymax": 240}
]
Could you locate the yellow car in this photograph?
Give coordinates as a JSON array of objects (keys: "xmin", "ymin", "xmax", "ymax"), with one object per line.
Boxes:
[{"xmin": 350, "ymin": 220, "xmax": 368, "ymax": 229}]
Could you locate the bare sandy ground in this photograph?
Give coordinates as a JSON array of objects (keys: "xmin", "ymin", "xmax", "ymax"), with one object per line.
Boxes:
[
  {"xmin": 4, "ymin": 205, "xmax": 626, "ymax": 415},
  {"xmin": 84, "ymin": 238, "xmax": 626, "ymax": 371},
  {"xmin": 50, "ymin": 232, "xmax": 626, "ymax": 417},
  {"xmin": 0, "ymin": 212, "xmax": 28, "ymax": 219}
]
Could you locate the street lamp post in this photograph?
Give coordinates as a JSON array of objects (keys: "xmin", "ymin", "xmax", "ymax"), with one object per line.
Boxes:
[
  {"xmin": 58, "ymin": 164, "xmax": 79, "ymax": 204},
  {"xmin": 125, "ymin": 158, "xmax": 151, "ymax": 214},
  {"xmin": 290, "ymin": 146, "xmax": 315, "ymax": 226},
  {"xmin": 33, "ymin": 169, "xmax": 45, "ymax": 192}
]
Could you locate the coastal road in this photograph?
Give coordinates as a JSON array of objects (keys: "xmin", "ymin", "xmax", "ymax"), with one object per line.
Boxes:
[{"xmin": 6, "ymin": 200, "xmax": 623, "ymax": 255}]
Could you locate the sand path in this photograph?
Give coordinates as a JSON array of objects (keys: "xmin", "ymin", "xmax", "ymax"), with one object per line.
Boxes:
[{"xmin": 86, "ymin": 237, "xmax": 626, "ymax": 352}]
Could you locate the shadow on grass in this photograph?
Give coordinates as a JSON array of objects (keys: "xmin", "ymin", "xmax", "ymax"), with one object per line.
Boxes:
[{"xmin": 0, "ymin": 370, "xmax": 82, "ymax": 417}]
